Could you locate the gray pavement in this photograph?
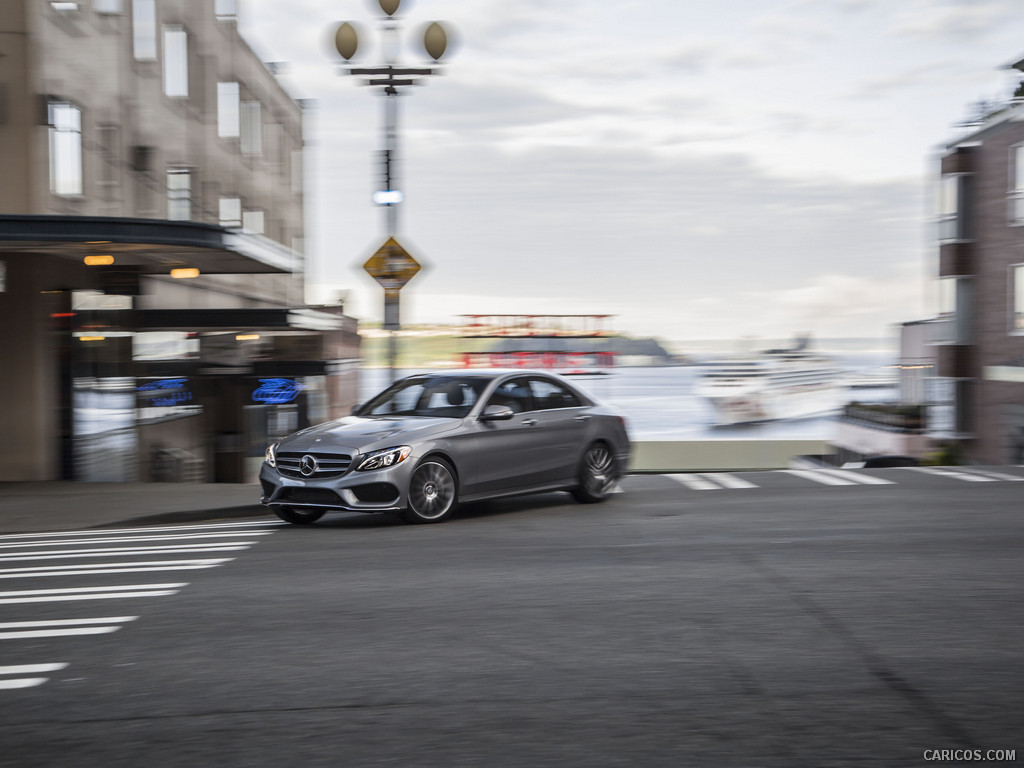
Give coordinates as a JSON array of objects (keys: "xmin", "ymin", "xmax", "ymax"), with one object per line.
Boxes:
[{"xmin": 0, "ymin": 482, "xmax": 266, "ymax": 534}]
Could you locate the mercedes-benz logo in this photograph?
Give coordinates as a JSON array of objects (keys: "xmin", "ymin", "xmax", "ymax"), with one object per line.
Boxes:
[{"xmin": 299, "ymin": 454, "xmax": 319, "ymax": 477}]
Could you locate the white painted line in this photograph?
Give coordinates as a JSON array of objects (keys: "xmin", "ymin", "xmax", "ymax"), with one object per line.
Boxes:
[
  {"xmin": 0, "ymin": 663, "xmax": 68, "ymax": 675},
  {"xmin": 700, "ymin": 473, "xmax": 757, "ymax": 489},
  {"xmin": 0, "ymin": 678, "xmax": 49, "ymax": 689},
  {"xmin": 0, "ymin": 562, "xmax": 231, "ymax": 578},
  {"xmin": 0, "ymin": 583, "xmax": 185, "ymax": 604},
  {"xmin": 958, "ymin": 468, "xmax": 1024, "ymax": 481},
  {"xmin": 0, "ymin": 559, "xmax": 231, "ymax": 577},
  {"xmin": 0, "ymin": 520, "xmax": 283, "ymax": 542},
  {"xmin": 0, "ymin": 617, "xmax": 137, "ymax": 629},
  {"xmin": 0, "ymin": 545, "xmax": 251, "ymax": 562},
  {"xmin": 903, "ymin": 467, "xmax": 996, "ymax": 482},
  {"xmin": 0, "ymin": 626, "xmax": 123, "ymax": 640},
  {"xmin": 813, "ymin": 468, "xmax": 895, "ymax": 485},
  {"xmin": 0, "ymin": 590, "xmax": 181, "ymax": 604},
  {"xmin": 783, "ymin": 469, "xmax": 856, "ymax": 486},
  {"xmin": 0, "ymin": 531, "xmax": 273, "ymax": 549},
  {"xmin": 664, "ymin": 474, "xmax": 720, "ymax": 490}
]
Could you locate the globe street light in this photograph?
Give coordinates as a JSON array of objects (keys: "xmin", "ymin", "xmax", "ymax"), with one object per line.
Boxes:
[{"xmin": 332, "ymin": 1, "xmax": 450, "ymax": 381}]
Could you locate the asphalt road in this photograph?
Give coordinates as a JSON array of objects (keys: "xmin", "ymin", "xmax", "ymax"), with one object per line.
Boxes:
[{"xmin": 1, "ymin": 467, "xmax": 1022, "ymax": 767}]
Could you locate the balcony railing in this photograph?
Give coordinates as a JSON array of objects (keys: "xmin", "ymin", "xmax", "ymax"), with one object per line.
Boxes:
[{"xmin": 841, "ymin": 403, "xmax": 926, "ymax": 433}]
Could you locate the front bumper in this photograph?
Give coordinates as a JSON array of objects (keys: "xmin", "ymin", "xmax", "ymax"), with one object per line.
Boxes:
[{"xmin": 259, "ymin": 460, "xmax": 417, "ymax": 514}]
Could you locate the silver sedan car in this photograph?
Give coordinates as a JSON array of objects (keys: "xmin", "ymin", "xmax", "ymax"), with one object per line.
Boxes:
[{"xmin": 260, "ymin": 370, "xmax": 630, "ymax": 524}]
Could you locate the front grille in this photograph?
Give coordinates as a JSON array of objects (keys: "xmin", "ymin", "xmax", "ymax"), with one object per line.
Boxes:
[
  {"xmin": 277, "ymin": 451, "xmax": 353, "ymax": 479},
  {"xmin": 278, "ymin": 487, "xmax": 342, "ymax": 506}
]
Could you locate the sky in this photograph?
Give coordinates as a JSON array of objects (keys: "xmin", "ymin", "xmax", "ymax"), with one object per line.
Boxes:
[{"xmin": 238, "ymin": 0, "xmax": 1024, "ymax": 344}]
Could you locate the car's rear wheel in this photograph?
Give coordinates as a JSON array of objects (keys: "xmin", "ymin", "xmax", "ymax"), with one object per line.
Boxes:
[
  {"xmin": 274, "ymin": 507, "xmax": 327, "ymax": 525},
  {"xmin": 402, "ymin": 458, "xmax": 457, "ymax": 524},
  {"xmin": 572, "ymin": 442, "xmax": 618, "ymax": 503}
]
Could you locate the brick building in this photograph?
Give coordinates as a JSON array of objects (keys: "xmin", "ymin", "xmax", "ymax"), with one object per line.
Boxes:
[{"xmin": 932, "ymin": 63, "xmax": 1024, "ymax": 464}]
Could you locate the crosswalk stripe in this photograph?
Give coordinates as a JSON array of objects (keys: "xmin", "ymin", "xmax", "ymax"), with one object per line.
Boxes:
[
  {"xmin": 0, "ymin": 520, "xmax": 283, "ymax": 542},
  {"xmin": 700, "ymin": 473, "xmax": 757, "ymax": 489},
  {"xmin": 664, "ymin": 474, "xmax": 720, "ymax": 490},
  {"xmin": 0, "ymin": 663, "xmax": 68, "ymax": 675},
  {"xmin": 0, "ymin": 617, "xmax": 137, "ymax": 629},
  {"xmin": 0, "ymin": 532, "xmax": 273, "ymax": 549},
  {"xmin": 783, "ymin": 469, "xmax": 857, "ymax": 486},
  {"xmin": 903, "ymin": 467, "xmax": 996, "ymax": 482},
  {"xmin": 0, "ymin": 545, "xmax": 251, "ymax": 562},
  {"xmin": 959, "ymin": 468, "xmax": 1024, "ymax": 481},
  {"xmin": 0, "ymin": 583, "xmax": 185, "ymax": 604},
  {"xmin": 812, "ymin": 468, "xmax": 895, "ymax": 485},
  {"xmin": 0, "ymin": 626, "xmax": 123, "ymax": 640}
]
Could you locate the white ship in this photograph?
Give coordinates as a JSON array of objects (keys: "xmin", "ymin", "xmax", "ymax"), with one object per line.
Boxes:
[{"xmin": 694, "ymin": 336, "xmax": 844, "ymax": 425}]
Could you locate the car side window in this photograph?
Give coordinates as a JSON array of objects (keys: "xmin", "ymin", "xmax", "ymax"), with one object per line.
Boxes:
[
  {"xmin": 486, "ymin": 377, "xmax": 533, "ymax": 414},
  {"xmin": 527, "ymin": 378, "xmax": 582, "ymax": 410}
]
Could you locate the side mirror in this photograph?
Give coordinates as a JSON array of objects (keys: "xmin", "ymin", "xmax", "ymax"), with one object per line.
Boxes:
[
  {"xmin": 351, "ymin": 403, "xmax": 362, "ymax": 415},
  {"xmin": 480, "ymin": 404, "xmax": 514, "ymax": 422}
]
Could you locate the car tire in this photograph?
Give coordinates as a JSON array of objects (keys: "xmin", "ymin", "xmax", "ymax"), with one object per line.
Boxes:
[
  {"xmin": 274, "ymin": 507, "xmax": 327, "ymax": 525},
  {"xmin": 571, "ymin": 442, "xmax": 618, "ymax": 504},
  {"xmin": 401, "ymin": 458, "xmax": 458, "ymax": 524}
]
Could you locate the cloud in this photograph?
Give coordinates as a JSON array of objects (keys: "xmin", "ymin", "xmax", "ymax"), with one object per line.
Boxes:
[{"xmin": 890, "ymin": 0, "xmax": 1019, "ymax": 41}]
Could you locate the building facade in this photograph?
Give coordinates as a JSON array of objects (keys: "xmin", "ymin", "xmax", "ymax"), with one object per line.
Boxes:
[
  {"xmin": 932, "ymin": 74, "xmax": 1024, "ymax": 464},
  {"xmin": 0, "ymin": 0, "xmax": 359, "ymax": 482}
]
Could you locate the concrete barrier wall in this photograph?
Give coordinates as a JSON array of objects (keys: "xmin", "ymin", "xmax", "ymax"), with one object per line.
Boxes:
[{"xmin": 628, "ymin": 440, "xmax": 831, "ymax": 473}]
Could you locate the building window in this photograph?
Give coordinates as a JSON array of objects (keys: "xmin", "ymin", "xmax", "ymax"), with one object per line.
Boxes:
[
  {"xmin": 48, "ymin": 102, "xmax": 83, "ymax": 196},
  {"xmin": 242, "ymin": 210, "xmax": 264, "ymax": 234},
  {"xmin": 132, "ymin": 0, "xmax": 157, "ymax": 60},
  {"xmin": 94, "ymin": 0, "xmax": 122, "ymax": 13},
  {"xmin": 935, "ymin": 276, "xmax": 972, "ymax": 345},
  {"xmin": 938, "ymin": 174, "xmax": 965, "ymax": 241},
  {"xmin": 217, "ymin": 82, "xmax": 240, "ymax": 138},
  {"xmin": 219, "ymin": 197, "xmax": 242, "ymax": 227},
  {"xmin": 1014, "ymin": 265, "xmax": 1024, "ymax": 331},
  {"xmin": 240, "ymin": 101, "xmax": 262, "ymax": 156},
  {"xmin": 926, "ymin": 377, "xmax": 972, "ymax": 438},
  {"xmin": 1011, "ymin": 146, "xmax": 1024, "ymax": 225},
  {"xmin": 215, "ymin": 0, "xmax": 237, "ymax": 20},
  {"xmin": 96, "ymin": 125, "xmax": 119, "ymax": 196},
  {"xmin": 167, "ymin": 169, "xmax": 191, "ymax": 220},
  {"xmin": 162, "ymin": 26, "xmax": 188, "ymax": 98}
]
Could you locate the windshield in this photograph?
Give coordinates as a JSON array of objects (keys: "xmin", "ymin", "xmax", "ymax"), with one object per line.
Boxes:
[{"xmin": 355, "ymin": 376, "xmax": 490, "ymax": 419}]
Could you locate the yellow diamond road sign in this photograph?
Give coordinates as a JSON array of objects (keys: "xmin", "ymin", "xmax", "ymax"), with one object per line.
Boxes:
[{"xmin": 363, "ymin": 237, "xmax": 421, "ymax": 293}]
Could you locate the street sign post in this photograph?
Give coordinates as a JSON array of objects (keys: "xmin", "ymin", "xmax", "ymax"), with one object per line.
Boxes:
[{"xmin": 363, "ymin": 237, "xmax": 423, "ymax": 378}]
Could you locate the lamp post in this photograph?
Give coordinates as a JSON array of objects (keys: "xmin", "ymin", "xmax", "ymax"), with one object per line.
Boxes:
[{"xmin": 333, "ymin": 1, "xmax": 450, "ymax": 382}]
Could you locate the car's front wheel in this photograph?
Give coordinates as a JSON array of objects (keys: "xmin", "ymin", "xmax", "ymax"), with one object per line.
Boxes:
[
  {"xmin": 274, "ymin": 507, "xmax": 327, "ymax": 525},
  {"xmin": 571, "ymin": 442, "xmax": 619, "ymax": 503},
  {"xmin": 401, "ymin": 458, "xmax": 457, "ymax": 524}
]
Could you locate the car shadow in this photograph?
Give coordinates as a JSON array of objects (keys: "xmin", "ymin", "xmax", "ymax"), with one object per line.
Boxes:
[{"xmin": 287, "ymin": 492, "xmax": 578, "ymax": 529}]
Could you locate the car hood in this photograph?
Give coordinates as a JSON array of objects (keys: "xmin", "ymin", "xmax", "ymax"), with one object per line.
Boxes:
[{"xmin": 277, "ymin": 415, "xmax": 461, "ymax": 454}]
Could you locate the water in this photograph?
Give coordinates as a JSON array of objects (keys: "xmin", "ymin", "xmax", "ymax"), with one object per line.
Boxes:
[{"xmin": 359, "ymin": 364, "xmax": 898, "ymax": 442}]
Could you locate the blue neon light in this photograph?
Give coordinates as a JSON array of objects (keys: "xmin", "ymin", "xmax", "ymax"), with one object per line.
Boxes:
[
  {"xmin": 252, "ymin": 378, "xmax": 305, "ymax": 405},
  {"xmin": 137, "ymin": 378, "xmax": 193, "ymax": 407}
]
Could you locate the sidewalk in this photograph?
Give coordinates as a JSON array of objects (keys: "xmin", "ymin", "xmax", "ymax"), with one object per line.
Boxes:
[{"xmin": 0, "ymin": 482, "xmax": 267, "ymax": 535}]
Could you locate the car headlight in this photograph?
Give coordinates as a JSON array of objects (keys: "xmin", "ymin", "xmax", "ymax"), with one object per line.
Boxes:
[
  {"xmin": 264, "ymin": 442, "xmax": 279, "ymax": 468},
  {"xmin": 356, "ymin": 446, "xmax": 412, "ymax": 471}
]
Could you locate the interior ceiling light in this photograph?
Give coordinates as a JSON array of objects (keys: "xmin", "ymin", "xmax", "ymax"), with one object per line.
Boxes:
[
  {"xmin": 84, "ymin": 255, "xmax": 115, "ymax": 266},
  {"xmin": 170, "ymin": 268, "xmax": 200, "ymax": 279},
  {"xmin": 236, "ymin": 334, "xmax": 261, "ymax": 341}
]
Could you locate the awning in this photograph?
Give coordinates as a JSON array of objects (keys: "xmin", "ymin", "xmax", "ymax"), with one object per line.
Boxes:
[
  {"xmin": 0, "ymin": 215, "xmax": 298, "ymax": 274},
  {"xmin": 72, "ymin": 307, "xmax": 348, "ymax": 332}
]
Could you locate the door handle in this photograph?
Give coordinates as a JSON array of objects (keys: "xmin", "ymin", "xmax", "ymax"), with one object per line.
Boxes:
[
  {"xmin": 574, "ymin": 415, "xmax": 591, "ymax": 422},
  {"xmin": 521, "ymin": 418, "xmax": 538, "ymax": 427}
]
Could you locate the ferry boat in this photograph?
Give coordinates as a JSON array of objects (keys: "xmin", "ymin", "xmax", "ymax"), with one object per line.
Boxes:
[{"xmin": 694, "ymin": 336, "xmax": 844, "ymax": 425}]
